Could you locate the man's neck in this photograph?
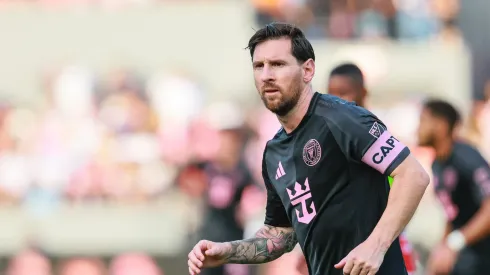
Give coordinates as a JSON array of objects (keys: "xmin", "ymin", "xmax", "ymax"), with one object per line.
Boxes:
[
  {"xmin": 278, "ymin": 87, "xmax": 314, "ymax": 134},
  {"xmin": 434, "ymin": 137, "xmax": 454, "ymax": 161}
]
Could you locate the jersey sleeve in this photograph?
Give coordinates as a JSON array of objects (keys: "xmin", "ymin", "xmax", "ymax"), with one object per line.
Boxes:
[
  {"xmin": 326, "ymin": 105, "xmax": 410, "ymax": 176},
  {"xmin": 460, "ymin": 147, "xmax": 490, "ymax": 203},
  {"xmin": 262, "ymin": 149, "xmax": 292, "ymax": 227}
]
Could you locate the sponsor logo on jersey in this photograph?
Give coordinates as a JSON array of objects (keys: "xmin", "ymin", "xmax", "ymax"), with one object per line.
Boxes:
[
  {"xmin": 286, "ymin": 178, "xmax": 317, "ymax": 224},
  {"xmin": 443, "ymin": 167, "xmax": 458, "ymax": 190},
  {"xmin": 303, "ymin": 139, "xmax": 321, "ymax": 167},
  {"xmin": 437, "ymin": 190, "xmax": 459, "ymax": 221}
]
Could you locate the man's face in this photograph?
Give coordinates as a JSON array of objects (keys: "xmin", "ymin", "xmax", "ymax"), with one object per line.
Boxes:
[
  {"xmin": 252, "ymin": 38, "xmax": 308, "ymax": 116},
  {"xmin": 328, "ymin": 75, "xmax": 365, "ymax": 107},
  {"xmin": 217, "ymin": 130, "xmax": 241, "ymax": 161},
  {"xmin": 417, "ymin": 108, "xmax": 439, "ymax": 147}
]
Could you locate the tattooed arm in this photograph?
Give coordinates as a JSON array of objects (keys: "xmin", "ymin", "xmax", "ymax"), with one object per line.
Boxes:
[
  {"xmin": 187, "ymin": 225, "xmax": 296, "ymax": 274},
  {"xmin": 224, "ymin": 225, "xmax": 297, "ymax": 264},
  {"xmin": 219, "ymin": 150, "xmax": 297, "ymax": 264},
  {"xmin": 188, "ymin": 155, "xmax": 297, "ymax": 275}
]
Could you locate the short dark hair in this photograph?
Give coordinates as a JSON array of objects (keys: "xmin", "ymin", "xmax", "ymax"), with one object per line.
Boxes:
[
  {"xmin": 247, "ymin": 22, "xmax": 315, "ymax": 63},
  {"xmin": 329, "ymin": 63, "xmax": 364, "ymax": 87},
  {"xmin": 424, "ymin": 99, "xmax": 461, "ymax": 132}
]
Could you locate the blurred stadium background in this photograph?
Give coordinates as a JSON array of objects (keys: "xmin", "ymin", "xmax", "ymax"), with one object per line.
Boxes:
[{"xmin": 0, "ymin": 0, "xmax": 488, "ymax": 274}]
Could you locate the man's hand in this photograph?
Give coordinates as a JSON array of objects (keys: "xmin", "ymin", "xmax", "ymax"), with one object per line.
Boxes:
[
  {"xmin": 334, "ymin": 238, "xmax": 386, "ymax": 275},
  {"xmin": 188, "ymin": 240, "xmax": 230, "ymax": 275},
  {"xmin": 426, "ymin": 243, "xmax": 457, "ymax": 275},
  {"xmin": 188, "ymin": 225, "xmax": 297, "ymax": 275}
]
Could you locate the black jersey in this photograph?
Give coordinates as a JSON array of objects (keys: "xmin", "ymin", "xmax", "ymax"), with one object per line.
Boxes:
[
  {"xmin": 197, "ymin": 161, "xmax": 255, "ymax": 242},
  {"xmin": 262, "ymin": 93, "xmax": 410, "ymax": 275},
  {"xmin": 432, "ymin": 141, "xmax": 490, "ymax": 254}
]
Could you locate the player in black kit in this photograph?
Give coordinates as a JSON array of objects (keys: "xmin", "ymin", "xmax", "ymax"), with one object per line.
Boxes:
[
  {"xmin": 418, "ymin": 100, "xmax": 490, "ymax": 275},
  {"xmin": 187, "ymin": 23, "xmax": 430, "ymax": 275},
  {"xmin": 294, "ymin": 63, "xmax": 419, "ymax": 275}
]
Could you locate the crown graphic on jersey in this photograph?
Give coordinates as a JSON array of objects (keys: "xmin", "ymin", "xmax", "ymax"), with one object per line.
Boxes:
[
  {"xmin": 275, "ymin": 161, "xmax": 286, "ymax": 179},
  {"xmin": 286, "ymin": 178, "xmax": 310, "ymax": 200}
]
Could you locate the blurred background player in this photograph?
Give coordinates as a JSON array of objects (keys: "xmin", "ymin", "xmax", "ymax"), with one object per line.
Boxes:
[
  {"xmin": 178, "ymin": 102, "xmax": 261, "ymax": 275},
  {"xmin": 327, "ymin": 63, "xmax": 367, "ymax": 108},
  {"xmin": 418, "ymin": 100, "xmax": 490, "ymax": 275},
  {"xmin": 294, "ymin": 63, "xmax": 418, "ymax": 275}
]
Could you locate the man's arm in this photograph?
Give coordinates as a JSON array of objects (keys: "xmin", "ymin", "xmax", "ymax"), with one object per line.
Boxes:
[
  {"xmin": 224, "ymin": 147, "xmax": 297, "ymax": 264},
  {"xmin": 325, "ymin": 105, "xmax": 430, "ymax": 251},
  {"xmin": 457, "ymin": 199, "xmax": 490, "ymax": 245},
  {"xmin": 224, "ymin": 225, "xmax": 297, "ymax": 264},
  {"xmin": 449, "ymin": 151, "xmax": 490, "ymax": 249},
  {"xmin": 442, "ymin": 221, "xmax": 453, "ymax": 240},
  {"xmin": 368, "ymin": 155, "xmax": 430, "ymax": 250}
]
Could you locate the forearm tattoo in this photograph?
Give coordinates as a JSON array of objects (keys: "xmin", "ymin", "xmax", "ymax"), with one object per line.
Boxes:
[{"xmin": 225, "ymin": 225, "xmax": 297, "ymax": 264}]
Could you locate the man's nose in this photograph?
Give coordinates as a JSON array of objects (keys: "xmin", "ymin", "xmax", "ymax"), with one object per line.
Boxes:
[{"xmin": 260, "ymin": 65, "xmax": 275, "ymax": 83}]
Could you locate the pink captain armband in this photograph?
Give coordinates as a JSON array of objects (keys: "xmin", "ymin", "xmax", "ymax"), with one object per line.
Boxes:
[{"xmin": 361, "ymin": 131, "xmax": 407, "ymax": 174}]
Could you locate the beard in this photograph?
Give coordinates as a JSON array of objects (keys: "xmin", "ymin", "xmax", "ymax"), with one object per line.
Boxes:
[
  {"xmin": 260, "ymin": 78, "xmax": 302, "ymax": 117},
  {"xmin": 261, "ymin": 92, "xmax": 299, "ymax": 117}
]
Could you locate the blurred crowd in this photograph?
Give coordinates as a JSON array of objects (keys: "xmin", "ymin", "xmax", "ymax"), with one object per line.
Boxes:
[
  {"xmin": 0, "ymin": 65, "xmax": 281, "ymax": 206},
  {"xmin": 5, "ymin": 249, "xmax": 164, "ymax": 275},
  {"xmin": 0, "ymin": 0, "xmax": 460, "ymax": 41},
  {"xmin": 252, "ymin": 0, "xmax": 460, "ymax": 40}
]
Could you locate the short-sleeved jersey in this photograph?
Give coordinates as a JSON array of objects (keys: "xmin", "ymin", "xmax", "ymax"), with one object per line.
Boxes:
[
  {"xmin": 195, "ymin": 161, "xmax": 255, "ymax": 242},
  {"xmin": 262, "ymin": 93, "xmax": 410, "ymax": 275},
  {"xmin": 432, "ymin": 141, "xmax": 490, "ymax": 254}
]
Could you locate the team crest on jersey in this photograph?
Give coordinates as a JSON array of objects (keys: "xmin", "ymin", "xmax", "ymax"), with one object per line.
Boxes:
[
  {"xmin": 369, "ymin": 122, "xmax": 383, "ymax": 138},
  {"xmin": 303, "ymin": 139, "xmax": 321, "ymax": 166}
]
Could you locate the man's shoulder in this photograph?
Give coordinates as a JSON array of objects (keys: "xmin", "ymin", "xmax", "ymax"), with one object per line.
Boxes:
[
  {"xmin": 264, "ymin": 128, "xmax": 286, "ymax": 146},
  {"xmin": 452, "ymin": 141, "xmax": 488, "ymax": 170},
  {"xmin": 432, "ymin": 143, "xmax": 480, "ymax": 171},
  {"xmin": 263, "ymin": 130, "xmax": 285, "ymax": 155},
  {"xmin": 453, "ymin": 141, "xmax": 481, "ymax": 158},
  {"xmin": 314, "ymin": 93, "xmax": 374, "ymax": 121},
  {"xmin": 314, "ymin": 94, "xmax": 385, "ymax": 138}
]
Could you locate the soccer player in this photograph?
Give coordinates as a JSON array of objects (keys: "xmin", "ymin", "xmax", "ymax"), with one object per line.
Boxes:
[
  {"xmin": 327, "ymin": 63, "xmax": 367, "ymax": 108},
  {"xmin": 187, "ymin": 23, "xmax": 430, "ymax": 275},
  {"xmin": 294, "ymin": 63, "xmax": 419, "ymax": 275},
  {"xmin": 418, "ymin": 100, "xmax": 490, "ymax": 275},
  {"xmin": 180, "ymin": 104, "xmax": 258, "ymax": 275}
]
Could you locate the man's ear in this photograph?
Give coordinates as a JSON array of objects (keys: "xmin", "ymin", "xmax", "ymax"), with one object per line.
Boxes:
[{"xmin": 302, "ymin": 59, "xmax": 315, "ymax": 83}]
